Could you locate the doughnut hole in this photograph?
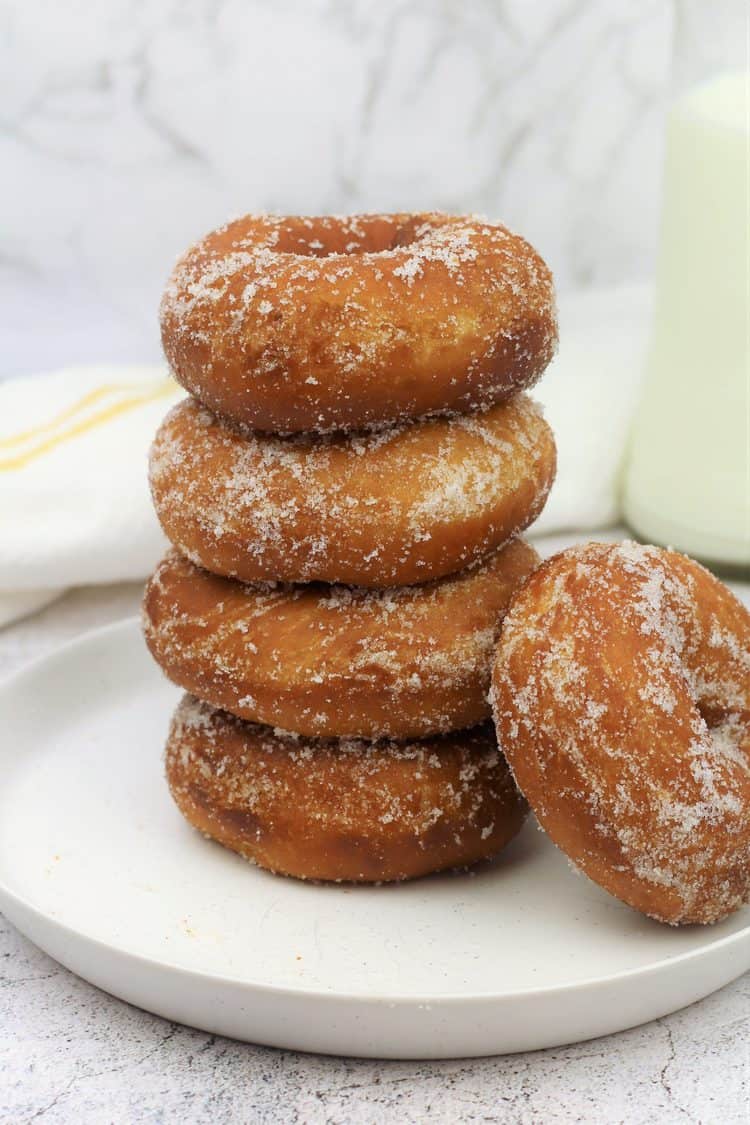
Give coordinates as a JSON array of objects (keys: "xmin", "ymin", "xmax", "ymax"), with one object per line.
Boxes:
[{"xmin": 272, "ymin": 214, "xmax": 432, "ymax": 258}]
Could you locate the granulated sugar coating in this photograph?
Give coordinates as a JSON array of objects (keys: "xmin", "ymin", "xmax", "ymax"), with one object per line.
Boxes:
[
  {"xmin": 160, "ymin": 212, "xmax": 557, "ymax": 433},
  {"xmin": 145, "ymin": 208, "xmax": 562, "ymax": 891},
  {"xmin": 143, "ymin": 538, "xmax": 539, "ymax": 740},
  {"xmin": 149, "ymin": 393, "xmax": 555, "ymax": 588},
  {"xmin": 492, "ymin": 541, "xmax": 750, "ymax": 925},
  {"xmin": 165, "ymin": 695, "xmax": 528, "ymax": 883}
]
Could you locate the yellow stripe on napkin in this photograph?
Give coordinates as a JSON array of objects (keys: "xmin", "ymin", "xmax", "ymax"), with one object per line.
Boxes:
[{"xmin": 0, "ymin": 378, "xmax": 176, "ymax": 472}]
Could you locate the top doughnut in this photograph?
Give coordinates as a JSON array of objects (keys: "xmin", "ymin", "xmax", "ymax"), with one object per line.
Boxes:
[{"xmin": 160, "ymin": 212, "xmax": 557, "ymax": 433}]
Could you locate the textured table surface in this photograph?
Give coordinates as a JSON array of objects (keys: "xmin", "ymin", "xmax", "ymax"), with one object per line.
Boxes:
[{"xmin": 1, "ymin": 575, "xmax": 749, "ymax": 1125}]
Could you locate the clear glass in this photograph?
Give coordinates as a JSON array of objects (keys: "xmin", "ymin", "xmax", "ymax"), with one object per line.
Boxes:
[{"xmin": 622, "ymin": 0, "xmax": 750, "ymax": 567}]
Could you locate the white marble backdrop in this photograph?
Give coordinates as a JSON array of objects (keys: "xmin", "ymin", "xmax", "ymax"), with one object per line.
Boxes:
[{"xmin": 2, "ymin": 0, "xmax": 675, "ymax": 373}]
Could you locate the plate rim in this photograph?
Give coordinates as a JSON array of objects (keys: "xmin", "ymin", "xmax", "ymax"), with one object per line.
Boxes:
[{"xmin": 0, "ymin": 615, "xmax": 748, "ymax": 1007}]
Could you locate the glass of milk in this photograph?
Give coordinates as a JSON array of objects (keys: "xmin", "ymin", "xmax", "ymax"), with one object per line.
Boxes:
[{"xmin": 623, "ymin": 3, "xmax": 749, "ymax": 568}]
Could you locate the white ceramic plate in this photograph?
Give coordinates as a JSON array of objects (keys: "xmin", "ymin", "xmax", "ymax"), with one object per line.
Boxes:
[{"xmin": 0, "ymin": 619, "xmax": 748, "ymax": 1059}]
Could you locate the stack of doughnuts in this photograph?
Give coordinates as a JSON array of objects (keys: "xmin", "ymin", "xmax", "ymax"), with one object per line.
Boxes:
[{"xmin": 144, "ymin": 212, "xmax": 558, "ymax": 882}]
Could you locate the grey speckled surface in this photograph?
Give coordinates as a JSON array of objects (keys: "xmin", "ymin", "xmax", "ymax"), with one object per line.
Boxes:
[
  {"xmin": 1, "ymin": 585, "xmax": 749, "ymax": 1125},
  {"xmin": 1, "ymin": 906, "xmax": 749, "ymax": 1124}
]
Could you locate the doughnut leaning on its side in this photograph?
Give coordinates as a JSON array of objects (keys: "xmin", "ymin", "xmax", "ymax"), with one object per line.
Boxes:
[{"xmin": 492, "ymin": 541, "xmax": 750, "ymax": 925}]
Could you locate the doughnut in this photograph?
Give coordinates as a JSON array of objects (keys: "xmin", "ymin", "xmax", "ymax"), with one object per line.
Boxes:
[
  {"xmin": 143, "ymin": 538, "xmax": 539, "ymax": 739},
  {"xmin": 150, "ymin": 394, "xmax": 555, "ymax": 588},
  {"xmin": 165, "ymin": 695, "xmax": 528, "ymax": 883},
  {"xmin": 160, "ymin": 212, "xmax": 557, "ymax": 433},
  {"xmin": 491, "ymin": 541, "xmax": 750, "ymax": 925}
]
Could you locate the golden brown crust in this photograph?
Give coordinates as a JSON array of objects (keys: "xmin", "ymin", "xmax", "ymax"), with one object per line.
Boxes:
[
  {"xmin": 144, "ymin": 538, "xmax": 539, "ymax": 739},
  {"xmin": 491, "ymin": 541, "xmax": 750, "ymax": 925},
  {"xmin": 165, "ymin": 695, "xmax": 527, "ymax": 882},
  {"xmin": 150, "ymin": 394, "xmax": 555, "ymax": 588},
  {"xmin": 160, "ymin": 212, "xmax": 557, "ymax": 433}
]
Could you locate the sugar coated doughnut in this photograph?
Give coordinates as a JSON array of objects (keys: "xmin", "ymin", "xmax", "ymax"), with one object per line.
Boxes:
[
  {"xmin": 150, "ymin": 394, "xmax": 555, "ymax": 588},
  {"xmin": 492, "ymin": 541, "xmax": 750, "ymax": 925},
  {"xmin": 160, "ymin": 212, "xmax": 557, "ymax": 433},
  {"xmin": 144, "ymin": 538, "xmax": 539, "ymax": 739},
  {"xmin": 165, "ymin": 695, "xmax": 527, "ymax": 883}
]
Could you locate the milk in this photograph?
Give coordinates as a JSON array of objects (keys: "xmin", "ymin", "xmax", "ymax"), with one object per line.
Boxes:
[{"xmin": 623, "ymin": 72, "xmax": 749, "ymax": 567}]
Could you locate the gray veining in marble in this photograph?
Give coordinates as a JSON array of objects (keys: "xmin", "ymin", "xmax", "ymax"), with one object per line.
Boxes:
[{"xmin": 1, "ymin": 0, "xmax": 675, "ymax": 376}]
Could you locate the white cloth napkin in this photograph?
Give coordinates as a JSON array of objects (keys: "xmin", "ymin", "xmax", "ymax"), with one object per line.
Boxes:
[
  {"xmin": 0, "ymin": 366, "xmax": 183, "ymax": 624},
  {"xmin": 533, "ymin": 282, "xmax": 652, "ymax": 534},
  {"xmin": 0, "ymin": 284, "xmax": 652, "ymax": 628}
]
